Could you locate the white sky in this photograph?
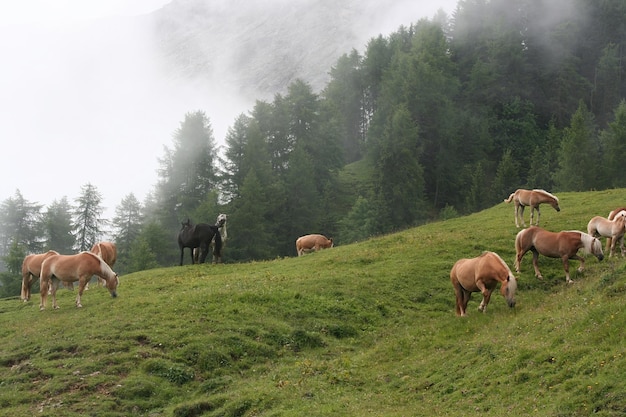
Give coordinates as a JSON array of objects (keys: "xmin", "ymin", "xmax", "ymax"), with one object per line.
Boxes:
[
  {"xmin": 0, "ymin": 1, "xmax": 170, "ymax": 27},
  {"xmin": 0, "ymin": 0, "xmax": 457, "ymax": 224}
]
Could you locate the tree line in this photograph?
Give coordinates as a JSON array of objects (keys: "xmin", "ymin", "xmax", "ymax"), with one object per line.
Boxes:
[{"xmin": 2, "ymin": 0, "xmax": 626, "ymax": 296}]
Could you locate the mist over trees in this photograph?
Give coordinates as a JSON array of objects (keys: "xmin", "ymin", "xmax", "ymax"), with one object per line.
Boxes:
[{"xmin": 2, "ymin": 0, "xmax": 626, "ymax": 290}]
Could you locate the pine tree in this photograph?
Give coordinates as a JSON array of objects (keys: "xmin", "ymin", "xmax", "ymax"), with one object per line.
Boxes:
[
  {"xmin": 73, "ymin": 183, "xmax": 105, "ymax": 252},
  {"xmin": 43, "ymin": 197, "xmax": 75, "ymax": 254}
]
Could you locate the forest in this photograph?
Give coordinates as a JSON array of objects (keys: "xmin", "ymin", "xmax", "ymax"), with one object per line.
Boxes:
[{"xmin": 1, "ymin": 0, "xmax": 626, "ymax": 295}]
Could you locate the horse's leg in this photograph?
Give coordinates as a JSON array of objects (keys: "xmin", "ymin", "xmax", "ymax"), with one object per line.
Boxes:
[
  {"xmin": 535, "ymin": 206, "xmax": 541, "ymax": 226},
  {"xmin": 199, "ymin": 244, "xmax": 209, "ymax": 263},
  {"xmin": 531, "ymin": 250, "xmax": 543, "ymax": 279},
  {"xmin": 75, "ymin": 278, "xmax": 87, "ymax": 308},
  {"xmin": 460, "ymin": 290, "xmax": 471, "ymax": 316},
  {"xmin": 51, "ymin": 278, "xmax": 61, "ymax": 309},
  {"xmin": 39, "ymin": 276, "xmax": 48, "ymax": 310},
  {"xmin": 475, "ymin": 281, "xmax": 491, "ymax": 312},
  {"xmin": 514, "ymin": 203, "xmax": 520, "ymax": 228},
  {"xmin": 562, "ymin": 256, "xmax": 578, "ymax": 284},
  {"xmin": 180, "ymin": 248, "xmax": 185, "ymax": 266},
  {"xmin": 451, "ymin": 280, "xmax": 464, "ymax": 316},
  {"xmin": 519, "ymin": 205, "xmax": 526, "ymax": 227},
  {"xmin": 610, "ymin": 235, "xmax": 618, "ymax": 257}
]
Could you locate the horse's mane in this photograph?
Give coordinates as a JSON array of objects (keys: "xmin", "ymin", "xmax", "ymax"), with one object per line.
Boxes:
[
  {"xmin": 532, "ymin": 189, "xmax": 558, "ymax": 201},
  {"xmin": 485, "ymin": 251, "xmax": 515, "ymax": 276},
  {"xmin": 81, "ymin": 251, "xmax": 115, "ymax": 276},
  {"xmin": 575, "ymin": 231, "xmax": 600, "ymax": 255}
]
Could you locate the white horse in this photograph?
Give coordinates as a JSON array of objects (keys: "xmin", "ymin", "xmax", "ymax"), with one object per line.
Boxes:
[{"xmin": 587, "ymin": 212, "xmax": 626, "ymax": 257}]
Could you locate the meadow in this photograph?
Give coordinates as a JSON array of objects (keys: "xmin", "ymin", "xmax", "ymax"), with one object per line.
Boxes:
[{"xmin": 1, "ymin": 189, "xmax": 626, "ymax": 416}]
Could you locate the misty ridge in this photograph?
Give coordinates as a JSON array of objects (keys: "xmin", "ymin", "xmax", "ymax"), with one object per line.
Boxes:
[{"xmin": 151, "ymin": 0, "xmax": 452, "ymax": 103}]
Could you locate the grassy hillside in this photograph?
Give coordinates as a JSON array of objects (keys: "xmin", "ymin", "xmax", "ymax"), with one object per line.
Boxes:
[{"xmin": 2, "ymin": 189, "xmax": 626, "ymax": 416}]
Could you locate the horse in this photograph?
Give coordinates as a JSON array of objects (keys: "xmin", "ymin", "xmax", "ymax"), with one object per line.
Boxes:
[
  {"xmin": 587, "ymin": 212, "xmax": 626, "ymax": 257},
  {"xmin": 20, "ymin": 250, "xmax": 59, "ymax": 302},
  {"xmin": 39, "ymin": 252, "xmax": 119, "ymax": 310},
  {"xmin": 178, "ymin": 219, "xmax": 222, "ymax": 265},
  {"xmin": 295, "ymin": 234, "xmax": 334, "ymax": 256},
  {"xmin": 504, "ymin": 189, "xmax": 560, "ymax": 228},
  {"xmin": 450, "ymin": 251, "xmax": 517, "ymax": 316},
  {"xmin": 604, "ymin": 207, "xmax": 626, "ymax": 254},
  {"xmin": 515, "ymin": 226, "xmax": 604, "ymax": 284},
  {"xmin": 89, "ymin": 241, "xmax": 118, "ymax": 288},
  {"xmin": 194, "ymin": 213, "xmax": 228, "ymax": 264}
]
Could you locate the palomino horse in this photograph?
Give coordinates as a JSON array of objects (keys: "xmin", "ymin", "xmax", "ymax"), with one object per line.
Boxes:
[
  {"xmin": 604, "ymin": 207, "xmax": 626, "ymax": 254},
  {"xmin": 89, "ymin": 241, "xmax": 118, "ymax": 288},
  {"xmin": 450, "ymin": 251, "xmax": 517, "ymax": 316},
  {"xmin": 39, "ymin": 252, "xmax": 119, "ymax": 310},
  {"xmin": 20, "ymin": 250, "xmax": 59, "ymax": 302},
  {"xmin": 515, "ymin": 226, "xmax": 604, "ymax": 284},
  {"xmin": 587, "ymin": 212, "xmax": 626, "ymax": 257},
  {"xmin": 194, "ymin": 214, "xmax": 228, "ymax": 264},
  {"xmin": 295, "ymin": 234, "xmax": 334, "ymax": 256},
  {"xmin": 178, "ymin": 219, "xmax": 222, "ymax": 265},
  {"xmin": 504, "ymin": 189, "xmax": 560, "ymax": 228}
]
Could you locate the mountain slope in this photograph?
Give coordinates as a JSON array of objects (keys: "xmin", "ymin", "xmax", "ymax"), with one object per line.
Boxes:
[{"xmin": 1, "ymin": 189, "xmax": 626, "ymax": 415}]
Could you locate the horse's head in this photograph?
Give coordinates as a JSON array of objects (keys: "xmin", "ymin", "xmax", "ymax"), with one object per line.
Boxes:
[
  {"xmin": 105, "ymin": 273, "xmax": 119, "ymax": 298},
  {"xmin": 216, "ymin": 214, "xmax": 227, "ymax": 227},
  {"xmin": 500, "ymin": 274, "xmax": 517, "ymax": 309},
  {"xmin": 590, "ymin": 236, "xmax": 605, "ymax": 261}
]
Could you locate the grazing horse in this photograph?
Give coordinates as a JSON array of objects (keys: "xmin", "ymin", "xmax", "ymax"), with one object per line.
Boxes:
[
  {"xmin": 21, "ymin": 250, "xmax": 59, "ymax": 302},
  {"xmin": 587, "ymin": 212, "xmax": 626, "ymax": 257},
  {"xmin": 604, "ymin": 207, "xmax": 626, "ymax": 254},
  {"xmin": 450, "ymin": 251, "xmax": 517, "ymax": 316},
  {"xmin": 89, "ymin": 241, "xmax": 118, "ymax": 287},
  {"xmin": 296, "ymin": 234, "xmax": 334, "ymax": 256},
  {"xmin": 504, "ymin": 189, "xmax": 560, "ymax": 228},
  {"xmin": 178, "ymin": 219, "xmax": 222, "ymax": 265},
  {"xmin": 39, "ymin": 252, "xmax": 119, "ymax": 310},
  {"xmin": 194, "ymin": 214, "xmax": 228, "ymax": 264},
  {"xmin": 515, "ymin": 226, "xmax": 604, "ymax": 284}
]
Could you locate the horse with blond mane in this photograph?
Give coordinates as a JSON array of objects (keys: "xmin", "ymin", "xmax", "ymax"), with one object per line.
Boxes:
[
  {"xmin": 515, "ymin": 226, "xmax": 603, "ymax": 284},
  {"xmin": 587, "ymin": 212, "xmax": 626, "ymax": 257},
  {"xmin": 450, "ymin": 251, "xmax": 517, "ymax": 316},
  {"xmin": 504, "ymin": 189, "xmax": 560, "ymax": 228},
  {"xmin": 20, "ymin": 250, "xmax": 59, "ymax": 302},
  {"xmin": 39, "ymin": 252, "xmax": 119, "ymax": 310},
  {"xmin": 604, "ymin": 207, "xmax": 626, "ymax": 254}
]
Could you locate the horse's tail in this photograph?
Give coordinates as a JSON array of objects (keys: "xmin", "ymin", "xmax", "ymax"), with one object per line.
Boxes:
[
  {"xmin": 504, "ymin": 192, "xmax": 515, "ymax": 203},
  {"xmin": 213, "ymin": 228, "xmax": 223, "ymax": 258}
]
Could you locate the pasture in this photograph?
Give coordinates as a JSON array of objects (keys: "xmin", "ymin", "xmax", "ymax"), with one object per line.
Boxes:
[{"xmin": 1, "ymin": 189, "xmax": 626, "ymax": 416}]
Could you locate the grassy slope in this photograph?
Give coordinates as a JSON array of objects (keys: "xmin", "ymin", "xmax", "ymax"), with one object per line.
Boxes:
[{"xmin": 1, "ymin": 190, "xmax": 626, "ymax": 416}]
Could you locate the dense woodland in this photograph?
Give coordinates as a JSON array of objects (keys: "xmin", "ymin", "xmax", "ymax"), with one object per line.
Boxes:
[{"xmin": 2, "ymin": 0, "xmax": 626, "ymax": 295}]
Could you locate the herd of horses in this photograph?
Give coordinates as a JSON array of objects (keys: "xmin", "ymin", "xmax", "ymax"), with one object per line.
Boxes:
[
  {"xmin": 453, "ymin": 188, "xmax": 624, "ymax": 317},
  {"xmin": 20, "ymin": 190, "xmax": 621, "ymax": 317}
]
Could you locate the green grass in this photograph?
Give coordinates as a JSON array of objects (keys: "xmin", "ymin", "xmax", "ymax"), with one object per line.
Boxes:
[{"xmin": 2, "ymin": 189, "xmax": 626, "ymax": 416}]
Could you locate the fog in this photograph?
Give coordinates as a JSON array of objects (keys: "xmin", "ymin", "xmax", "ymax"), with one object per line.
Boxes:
[{"xmin": 0, "ymin": 0, "xmax": 457, "ymax": 219}]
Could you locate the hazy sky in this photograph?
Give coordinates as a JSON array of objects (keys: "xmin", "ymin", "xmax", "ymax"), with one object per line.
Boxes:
[{"xmin": 0, "ymin": 0, "xmax": 457, "ymax": 222}]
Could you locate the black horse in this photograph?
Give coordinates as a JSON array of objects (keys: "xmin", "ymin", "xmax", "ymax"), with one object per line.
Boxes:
[{"xmin": 178, "ymin": 219, "xmax": 222, "ymax": 265}]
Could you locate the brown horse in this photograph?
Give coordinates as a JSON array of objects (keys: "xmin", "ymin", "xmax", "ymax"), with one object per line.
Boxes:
[
  {"xmin": 515, "ymin": 226, "xmax": 604, "ymax": 284},
  {"xmin": 39, "ymin": 252, "xmax": 119, "ymax": 310},
  {"xmin": 450, "ymin": 251, "xmax": 517, "ymax": 316},
  {"xmin": 587, "ymin": 212, "xmax": 626, "ymax": 257},
  {"xmin": 604, "ymin": 207, "xmax": 626, "ymax": 254},
  {"xmin": 89, "ymin": 241, "xmax": 118, "ymax": 287},
  {"xmin": 20, "ymin": 250, "xmax": 59, "ymax": 302},
  {"xmin": 504, "ymin": 189, "xmax": 560, "ymax": 228},
  {"xmin": 296, "ymin": 234, "xmax": 334, "ymax": 256}
]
